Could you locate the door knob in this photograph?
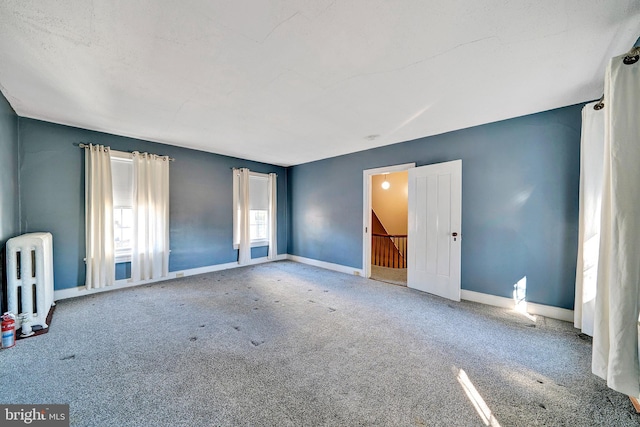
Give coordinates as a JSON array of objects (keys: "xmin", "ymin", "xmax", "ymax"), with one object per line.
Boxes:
[{"xmin": 452, "ymin": 232, "xmax": 459, "ymax": 241}]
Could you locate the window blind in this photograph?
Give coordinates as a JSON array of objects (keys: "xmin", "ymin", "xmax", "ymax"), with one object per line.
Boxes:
[{"xmin": 249, "ymin": 175, "xmax": 269, "ymax": 211}]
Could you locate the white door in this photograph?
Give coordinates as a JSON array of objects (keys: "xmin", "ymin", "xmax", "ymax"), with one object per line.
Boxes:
[{"xmin": 408, "ymin": 160, "xmax": 462, "ymax": 301}]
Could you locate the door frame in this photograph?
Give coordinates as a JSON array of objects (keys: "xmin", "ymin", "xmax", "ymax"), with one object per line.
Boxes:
[{"xmin": 362, "ymin": 163, "xmax": 415, "ymax": 279}]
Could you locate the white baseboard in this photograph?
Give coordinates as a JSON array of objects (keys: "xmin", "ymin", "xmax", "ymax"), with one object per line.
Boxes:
[
  {"xmin": 526, "ymin": 301, "xmax": 574, "ymax": 323},
  {"xmin": 461, "ymin": 289, "xmax": 574, "ymax": 322},
  {"xmin": 286, "ymin": 254, "xmax": 364, "ymax": 277},
  {"xmin": 53, "ymin": 254, "xmax": 287, "ymax": 301}
]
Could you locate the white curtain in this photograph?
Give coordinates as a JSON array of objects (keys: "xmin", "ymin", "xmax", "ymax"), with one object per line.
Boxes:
[
  {"xmin": 267, "ymin": 173, "xmax": 277, "ymax": 260},
  {"xmin": 237, "ymin": 168, "xmax": 251, "ymax": 265},
  {"xmin": 592, "ymin": 50, "xmax": 640, "ymax": 398},
  {"xmin": 131, "ymin": 152, "xmax": 170, "ymax": 281},
  {"xmin": 85, "ymin": 144, "xmax": 115, "ymax": 289},
  {"xmin": 574, "ymin": 102, "xmax": 605, "ymax": 336}
]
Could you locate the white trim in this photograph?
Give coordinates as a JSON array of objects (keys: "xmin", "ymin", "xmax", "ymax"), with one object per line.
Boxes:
[
  {"xmin": 526, "ymin": 301, "xmax": 574, "ymax": 323},
  {"xmin": 233, "ymin": 240, "xmax": 269, "ymax": 250},
  {"xmin": 244, "ymin": 253, "xmax": 287, "ymax": 265},
  {"xmin": 54, "ymin": 254, "xmax": 287, "ymax": 301},
  {"xmin": 287, "ymin": 254, "xmax": 364, "ymax": 277},
  {"xmin": 232, "ymin": 168, "xmax": 276, "ymax": 250},
  {"xmin": 362, "ymin": 163, "xmax": 415, "ymax": 279},
  {"xmin": 461, "ymin": 290, "xmax": 514, "ymax": 309},
  {"xmin": 461, "ymin": 290, "xmax": 574, "ymax": 322},
  {"xmin": 114, "ymin": 254, "xmax": 132, "ymax": 264}
]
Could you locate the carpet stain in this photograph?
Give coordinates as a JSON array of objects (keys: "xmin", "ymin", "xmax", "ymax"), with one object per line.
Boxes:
[
  {"xmin": 537, "ymin": 379, "xmax": 544, "ymax": 384},
  {"xmin": 328, "ymin": 308, "xmax": 336, "ymax": 312},
  {"xmin": 233, "ymin": 326, "xmax": 240, "ymax": 331},
  {"xmin": 60, "ymin": 354, "xmax": 75, "ymax": 360},
  {"xmin": 539, "ymin": 403, "xmax": 547, "ymax": 409},
  {"xmin": 526, "ymin": 324, "xmax": 536, "ymax": 328},
  {"xmin": 578, "ymin": 333, "xmax": 591, "ymax": 341},
  {"xmin": 274, "ymin": 300, "xmax": 280, "ymax": 303},
  {"xmin": 251, "ymin": 340, "xmax": 264, "ymax": 347},
  {"xmin": 323, "ymin": 290, "xmax": 329, "ymax": 293},
  {"xmin": 308, "ymin": 300, "xmax": 315, "ymax": 303},
  {"xmin": 253, "ymin": 307, "xmax": 259, "ymax": 310},
  {"xmin": 199, "ymin": 324, "xmax": 205, "ymax": 328},
  {"xmin": 189, "ymin": 336, "xmax": 197, "ymax": 341},
  {"xmin": 254, "ymin": 299, "xmax": 259, "ymax": 301}
]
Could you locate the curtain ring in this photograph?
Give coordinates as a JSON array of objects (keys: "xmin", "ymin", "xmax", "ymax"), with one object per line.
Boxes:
[
  {"xmin": 623, "ymin": 46, "xmax": 640, "ymax": 65},
  {"xmin": 594, "ymin": 95, "xmax": 604, "ymax": 110}
]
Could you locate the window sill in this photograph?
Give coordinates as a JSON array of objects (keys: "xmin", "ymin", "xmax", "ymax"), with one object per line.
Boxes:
[
  {"xmin": 115, "ymin": 253, "xmax": 132, "ymax": 264},
  {"xmin": 233, "ymin": 240, "xmax": 269, "ymax": 250}
]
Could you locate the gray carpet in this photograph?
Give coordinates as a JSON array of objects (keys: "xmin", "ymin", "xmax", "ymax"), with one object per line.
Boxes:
[{"xmin": 1, "ymin": 261, "xmax": 638, "ymax": 426}]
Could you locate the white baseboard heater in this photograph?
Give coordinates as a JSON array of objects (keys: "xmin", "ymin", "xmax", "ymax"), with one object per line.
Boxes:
[{"xmin": 6, "ymin": 232, "xmax": 55, "ymax": 330}]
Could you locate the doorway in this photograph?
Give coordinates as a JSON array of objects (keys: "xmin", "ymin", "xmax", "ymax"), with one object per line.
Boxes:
[
  {"xmin": 363, "ymin": 163, "xmax": 415, "ymax": 284},
  {"xmin": 363, "ymin": 160, "xmax": 462, "ymax": 301},
  {"xmin": 370, "ymin": 171, "xmax": 409, "ymax": 285}
]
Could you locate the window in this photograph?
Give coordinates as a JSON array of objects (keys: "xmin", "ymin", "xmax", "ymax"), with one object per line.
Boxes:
[
  {"xmin": 111, "ymin": 154, "xmax": 133, "ymax": 262},
  {"xmin": 114, "ymin": 206, "xmax": 133, "ymax": 252},
  {"xmin": 248, "ymin": 174, "xmax": 269, "ymax": 243},
  {"xmin": 233, "ymin": 171, "xmax": 270, "ymax": 248},
  {"xmin": 250, "ymin": 209, "xmax": 268, "ymax": 240}
]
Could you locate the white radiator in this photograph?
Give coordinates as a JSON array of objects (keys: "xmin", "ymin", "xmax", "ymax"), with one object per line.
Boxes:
[{"xmin": 6, "ymin": 232, "xmax": 55, "ymax": 330}]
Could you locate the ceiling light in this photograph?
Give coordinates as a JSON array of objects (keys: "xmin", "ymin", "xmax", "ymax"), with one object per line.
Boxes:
[{"xmin": 381, "ymin": 174, "xmax": 390, "ymax": 190}]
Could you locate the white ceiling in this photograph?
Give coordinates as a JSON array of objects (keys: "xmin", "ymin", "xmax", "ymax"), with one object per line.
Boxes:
[{"xmin": 0, "ymin": 1, "xmax": 639, "ymax": 166}]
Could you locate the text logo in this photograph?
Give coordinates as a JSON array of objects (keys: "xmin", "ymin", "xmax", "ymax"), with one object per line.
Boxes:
[{"xmin": 1, "ymin": 405, "xmax": 69, "ymax": 426}]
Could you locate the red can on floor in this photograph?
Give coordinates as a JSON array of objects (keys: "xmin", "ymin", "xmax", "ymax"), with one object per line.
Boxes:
[{"xmin": 1, "ymin": 312, "xmax": 16, "ymax": 349}]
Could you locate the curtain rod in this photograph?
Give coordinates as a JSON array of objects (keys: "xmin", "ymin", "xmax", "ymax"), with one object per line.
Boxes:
[
  {"xmin": 232, "ymin": 167, "xmax": 277, "ymax": 177},
  {"xmin": 593, "ymin": 45, "xmax": 640, "ymax": 110},
  {"xmin": 77, "ymin": 143, "xmax": 175, "ymax": 161}
]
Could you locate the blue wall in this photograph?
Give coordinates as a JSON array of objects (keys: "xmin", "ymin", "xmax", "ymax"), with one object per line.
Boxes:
[
  {"xmin": 18, "ymin": 118, "xmax": 287, "ymax": 290},
  {"xmin": 0, "ymin": 91, "xmax": 19, "ymax": 289},
  {"xmin": 288, "ymin": 105, "xmax": 582, "ymax": 309},
  {"xmin": 9, "ymin": 101, "xmax": 583, "ymax": 308}
]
